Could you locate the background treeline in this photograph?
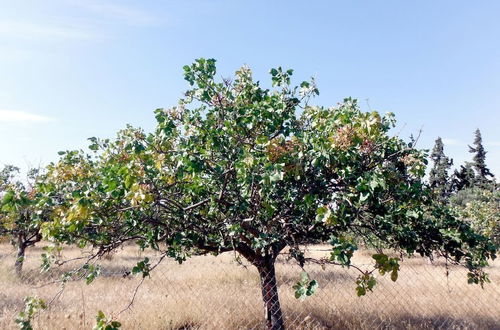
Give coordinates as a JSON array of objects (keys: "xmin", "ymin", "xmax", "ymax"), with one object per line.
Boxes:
[{"xmin": 429, "ymin": 129, "xmax": 499, "ymax": 246}]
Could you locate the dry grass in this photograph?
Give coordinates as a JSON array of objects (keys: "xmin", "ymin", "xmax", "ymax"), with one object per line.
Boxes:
[{"xmin": 0, "ymin": 243, "xmax": 499, "ymax": 329}]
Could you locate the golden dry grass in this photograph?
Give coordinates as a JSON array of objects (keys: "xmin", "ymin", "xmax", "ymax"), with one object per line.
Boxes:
[{"xmin": 0, "ymin": 243, "xmax": 499, "ymax": 329}]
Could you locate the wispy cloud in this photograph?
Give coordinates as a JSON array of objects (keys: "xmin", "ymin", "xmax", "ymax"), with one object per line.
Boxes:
[
  {"xmin": 0, "ymin": 21, "xmax": 93, "ymax": 40},
  {"xmin": 0, "ymin": 110, "xmax": 54, "ymax": 123},
  {"xmin": 70, "ymin": 0, "xmax": 160, "ymax": 26},
  {"xmin": 442, "ymin": 138, "xmax": 462, "ymax": 146}
]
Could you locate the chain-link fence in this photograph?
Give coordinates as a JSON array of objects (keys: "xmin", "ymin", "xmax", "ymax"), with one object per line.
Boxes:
[{"xmin": 0, "ymin": 242, "xmax": 499, "ymax": 329}]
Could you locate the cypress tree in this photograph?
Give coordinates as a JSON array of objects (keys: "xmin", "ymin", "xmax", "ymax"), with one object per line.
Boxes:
[
  {"xmin": 451, "ymin": 163, "xmax": 475, "ymax": 191},
  {"xmin": 429, "ymin": 137, "xmax": 453, "ymax": 198},
  {"xmin": 468, "ymin": 129, "xmax": 494, "ymax": 185}
]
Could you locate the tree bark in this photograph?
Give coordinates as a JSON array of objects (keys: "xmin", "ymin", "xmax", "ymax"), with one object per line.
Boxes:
[
  {"xmin": 14, "ymin": 236, "xmax": 27, "ymax": 276},
  {"xmin": 257, "ymin": 259, "xmax": 285, "ymax": 330}
]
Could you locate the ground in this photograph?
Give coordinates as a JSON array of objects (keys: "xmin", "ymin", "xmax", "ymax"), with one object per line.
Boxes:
[{"xmin": 0, "ymin": 242, "xmax": 499, "ymax": 329}]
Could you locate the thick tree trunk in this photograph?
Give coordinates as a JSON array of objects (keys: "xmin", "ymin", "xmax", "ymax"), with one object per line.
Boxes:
[
  {"xmin": 14, "ymin": 238, "xmax": 27, "ymax": 276},
  {"xmin": 257, "ymin": 260, "xmax": 285, "ymax": 330}
]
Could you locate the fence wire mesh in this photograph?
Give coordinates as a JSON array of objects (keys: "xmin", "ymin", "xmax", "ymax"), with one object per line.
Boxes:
[{"xmin": 0, "ymin": 242, "xmax": 499, "ymax": 329}]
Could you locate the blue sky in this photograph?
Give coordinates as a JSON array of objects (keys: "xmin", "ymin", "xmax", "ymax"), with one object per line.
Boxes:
[{"xmin": 1, "ymin": 0, "xmax": 499, "ymax": 177}]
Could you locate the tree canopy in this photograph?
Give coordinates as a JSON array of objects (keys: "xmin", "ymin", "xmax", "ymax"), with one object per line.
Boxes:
[
  {"xmin": 0, "ymin": 166, "xmax": 47, "ymax": 275},
  {"xmin": 429, "ymin": 137, "xmax": 453, "ymax": 199},
  {"xmin": 469, "ymin": 129, "xmax": 495, "ymax": 186},
  {"xmin": 39, "ymin": 59, "xmax": 497, "ymax": 329}
]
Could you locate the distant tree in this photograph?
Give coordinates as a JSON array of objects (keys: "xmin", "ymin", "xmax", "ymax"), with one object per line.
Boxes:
[
  {"xmin": 0, "ymin": 166, "xmax": 47, "ymax": 275},
  {"xmin": 469, "ymin": 129, "xmax": 495, "ymax": 186},
  {"xmin": 451, "ymin": 188, "xmax": 500, "ymax": 247},
  {"xmin": 42, "ymin": 59, "xmax": 497, "ymax": 330},
  {"xmin": 451, "ymin": 164, "xmax": 476, "ymax": 192},
  {"xmin": 429, "ymin": 137, "xmax": 453, "ymax": 199}
]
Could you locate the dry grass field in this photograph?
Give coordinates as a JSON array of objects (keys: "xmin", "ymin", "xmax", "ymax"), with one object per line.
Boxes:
[{"xmin": 0, "ymin": 242, "xmax": 499, "ymax": 329}]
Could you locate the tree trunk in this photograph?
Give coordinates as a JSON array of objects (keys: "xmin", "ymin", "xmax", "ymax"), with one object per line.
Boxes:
[
  {"xmin": 14, "ymin": 236, "xmax": 27, "ymax": 276},
  {"xmin": 257, "ymin": 259, "xmax": 285, "ymax": 330}
]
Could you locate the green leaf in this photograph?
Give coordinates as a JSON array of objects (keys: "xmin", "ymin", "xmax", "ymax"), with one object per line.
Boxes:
[
  {"xmin": 84, "ymin": 265, "xmax": 101, "ymax": 285},
  {"xmin": 132, "ymin": 257, "xmax": 151, "ymax": 278},
  {"xmin": 105, "ymin": 180, "xmax": 118, "ymax": 192},
  {"xmin": 330, "ymin": 236, "xmax": 357, "ymax": 266},
  {"xmin": 269, "ymin": 170, "xmax": 284, "ymax": 183},
  {"xmin": 315, "ymin": 206, "xmax": 327, "ymax": 222},
  {"xmin": 15, "ymin": 296, "xmax": 46, "ymax": 330},
  {"xmin": 93, "ymin": 310, "xmax": 121, "ymax": 330},
  {"xmin": 391, "ymin": 269, "xmax": 398, "ymax": 282},
  {"xmin": 71, "ymin": 190, "xmax": 83, "ymax": 198},
  {"xmin": 359, "ymin": 192, "xmax": 370, "ymax": 202},
  {"xmin": 256, "ymin": 135, "xmax": 269, "ymax": 145},
  {"xmin": 2, "ymin": 190, "xmax": 14, "ymax": 204},
  {"xmin": 124, "ymin": 175, "xmax": 134, "ymax": 190},
  {"xmin": 355, "ymin": 274, "xmax": 376, "ymax": 296},
  {"xmin": 293, "ymin": 272, "xmax": 318, "ymax": 300},
  {"xmin": 372, "ymin": 253, "xmax": 399, "ymax": 281},
  {"xmin": 356, "ymin": 286, "xmax": 366, "ymax": 296},
  {"xmin": 306, "ymin": 279, "xmax": 318, "ymax": 296}
]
